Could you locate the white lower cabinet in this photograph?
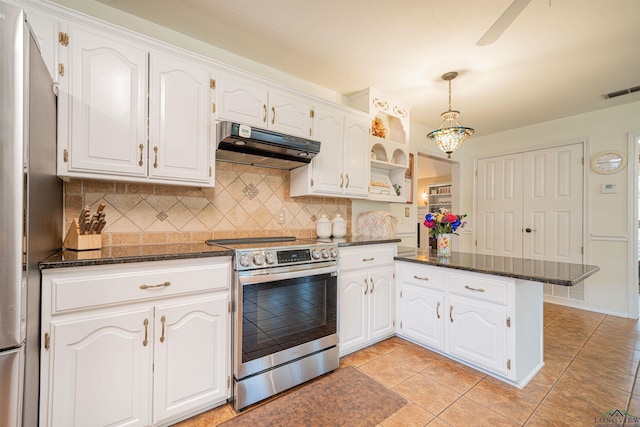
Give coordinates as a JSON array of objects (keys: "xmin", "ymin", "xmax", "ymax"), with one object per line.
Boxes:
[
  {"xmin": 338, "ymin": 244, "xmax": 396, "ymax": 356},
  {"xmin": 40, "ymin": 258, "xmax": 231, "ymax": 427},
  {"xmin": 396, "ymin": 261, "xmax": 543, "ymax": 388}
]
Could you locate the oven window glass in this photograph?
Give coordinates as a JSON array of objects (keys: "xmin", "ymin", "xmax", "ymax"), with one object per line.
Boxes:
[{"xmin": 241, "ymin": 272, "xmax": 337, "ymax": 363}]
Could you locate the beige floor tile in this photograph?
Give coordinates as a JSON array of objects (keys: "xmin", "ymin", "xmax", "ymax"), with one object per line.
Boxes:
[
  {"xmin": 419, "ymin": 358, "xmax": 485, "ymax": 394},
  {"xmin": 340, "ymin": 346, "xmax": 384, "ymax": 367},
  {"xmin": 564, "ymin": 358, "xmax": 635, "ymax": 393},
  {"xmin": 541, "ymin": 385, "xmax": 622, "ymax": 422},
  {"xmin": 392, "ymin": 372, "xmax": 461, "ymax": 415},
  {"xmin": 383, "ymin": 342, "xmax": 444, "ymax": 372},
  {"xmin": 380, "ymin": 402, "xmax": 435, "ymax": 427},
  {"xmin": 439, "ymin": 396, "xmax": 520, "ymax": 427},
  {"xmin": 525, "ymin": 403, "xmax": 592, "ymax": 426},
  {"xmin": 553, "ymin": 373, "xmax": 630, "ymax": 409},
  {"xmin": 574, "ymin": 348, "xmax": 639, "ymax": 375},
  {"xmin": 465, "ymin": 378, "xmax": 539, "ymax": 424},
  {"xmin": 359, "ymin": 353, "xmax": 420, "ymax": 387},
  {"xmin": 627, "ymin": 394, "xmax": 640, "ymax": 416},
  {"xmin": 426, "ymin": 418, "xmax": 454, "ymax": 426}
]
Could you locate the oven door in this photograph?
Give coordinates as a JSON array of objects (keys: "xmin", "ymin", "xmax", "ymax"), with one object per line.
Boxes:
[{"xmin": 234, "ymin": 262, "xmax": 338, "ymax": 380}]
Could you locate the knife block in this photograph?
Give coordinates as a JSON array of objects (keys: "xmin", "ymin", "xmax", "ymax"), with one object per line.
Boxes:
[{"xmin": 63, "ymin": 218, "xmax": 102, "ymax": 251}]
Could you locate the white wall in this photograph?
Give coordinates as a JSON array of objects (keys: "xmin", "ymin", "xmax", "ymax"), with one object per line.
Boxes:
[{"xmin": 456, "ymin": 101, "xmax": 640, "ymax": 317}]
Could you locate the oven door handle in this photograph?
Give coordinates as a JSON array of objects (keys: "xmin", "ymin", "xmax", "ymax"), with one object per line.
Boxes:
[{"xmin": 238, "ymin": 263, "xmax": 338, "ymax": 285}]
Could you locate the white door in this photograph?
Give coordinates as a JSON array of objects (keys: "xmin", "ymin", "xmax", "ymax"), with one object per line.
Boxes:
[
  {"xmin": 367, "ymin": 266, "xmax": 395, "ymax": 341},
  {"xmin": 522, "ymin": 144, "xmax": 584, "ymax": 262},
  {"xmin": 476, "ymin": 153, "xmax": 524, "ymax": 257},
  {"xmin": 338, "ymin": 270, "xmax": 367, "ymax": 355},
  {"xmin": 149, "ymin": 53, "xmax": 211, "ymax": 184},
  {"xmin": 67, "ymin": 25, "xmax": 148, "ymax": 176},
  {"xmin": 476, "ymin": 143, "xmax": 583, "ymax": 263},
  {"xmin": 268, "ymin": 90, "xmax": 313, "ymax": 138},
  {"xmin": 49, "ymin": 308, "xmax": 152, "ymax": 427},
  {"xmin": 311, "ymin": 106, "xmax": 344, "ymax": 195},
  {"xmin": 153, "ymin": 295, "xmax": 228, "ymax": 423},
  {"xmin": 343, "ymin": 115, "xmax": 370, "ymax": 197}
]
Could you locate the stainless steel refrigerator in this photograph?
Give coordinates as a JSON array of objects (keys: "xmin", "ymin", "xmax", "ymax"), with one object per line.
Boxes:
[{"xmin": 0, "ymin": 2, "xmax": 63, "ymax": 426}]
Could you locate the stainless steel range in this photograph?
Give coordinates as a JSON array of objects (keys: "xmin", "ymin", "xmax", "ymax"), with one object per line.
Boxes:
[{"xmin": 206, "ymin": 237, "xmax": 339, "ymax": 411}]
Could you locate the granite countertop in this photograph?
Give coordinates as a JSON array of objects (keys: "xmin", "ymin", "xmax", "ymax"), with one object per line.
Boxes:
[
  {"xmin": 395, "ymin": 249, "xmax": 600, "ymax": 286},
  {"xmin": 40, "ymin": 236, "xmax": 402, "ymax": 269},
  {"xmin": 39, "ymin": 242, "xmax": 234, "ymax": 269}
]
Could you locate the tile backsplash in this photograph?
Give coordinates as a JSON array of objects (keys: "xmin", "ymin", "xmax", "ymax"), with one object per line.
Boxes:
[{"xmin": 64, "ymin": 161, "xmax": 352, "ymax": 246}]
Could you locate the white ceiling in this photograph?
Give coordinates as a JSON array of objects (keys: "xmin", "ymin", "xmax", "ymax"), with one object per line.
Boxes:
[{"xmin": 80, "ymin": 0, "xmax": 640, "ymax": 138}]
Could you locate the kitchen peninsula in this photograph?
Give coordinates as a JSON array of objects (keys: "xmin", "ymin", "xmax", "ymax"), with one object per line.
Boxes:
[{"xmin": 393, "ymin": 248, "xmax": 599, "ymax": 389}]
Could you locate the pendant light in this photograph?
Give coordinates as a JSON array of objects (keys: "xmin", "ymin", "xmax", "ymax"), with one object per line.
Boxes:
[{"xmin": 427, "ymin": 72, "xmax": 475, "ymax": 158}]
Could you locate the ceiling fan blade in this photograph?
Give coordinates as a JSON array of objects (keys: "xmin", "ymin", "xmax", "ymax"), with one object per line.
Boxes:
[{"xmin": 476, "ymin": 0, "xmax": 532, "ymax": 46}]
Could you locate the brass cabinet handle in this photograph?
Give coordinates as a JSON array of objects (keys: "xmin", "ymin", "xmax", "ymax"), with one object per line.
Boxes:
[
  {"xmin": 340, "ymin": 173, "xmax": 344, "ymax": 188},
  {"xmin": 138, "ymin": 144, "xmax": 144, "ymax": 166},
  {"xmin": 271, "ymin": 106, "xmax": 276, "ymax": 124},
  {"xmin": 160, "ymin": 315, "xmax": 166, "ymax": 343},
  {"xmin": 139, "ymin": 281, "xmax": 171, "ymax": 290},
  {"xmin": 464, "ymin": 285, "xmax": 486, "ymax": 293},
  {"xmin": 370, "ymin": 276, "xmax": 375, "ymax": 294},
  {"xmin": 143, "ymin": 318, "xmax": 149, "ymax": 346},
  {"xmin": 413, "ymin": 275, "xmax": 429, "ymax": 281},
  {"xmin": 153, "ymin": 146, "xmax": 158, "ymax": 168},
  {"xmin": 449, "ymin": 305, "xmax": 454, "ymax": 323},
  {"xmin": 436, "ymin": 301, "xmax": 441, "ymax": 319},
  {"xmin": 262, "ymin": 104, "xmax": 267, "ymax": 123},
  {"xmin": 362, "ymin": 258, "xmax": 374, "ymax": 262},
  {"xmin": 345, "ymin": 174, "xmax": 350, "ymax": 189},
  {"xmin": 364, "ymin": 277, "xmax": 368, "ymax": 295}
]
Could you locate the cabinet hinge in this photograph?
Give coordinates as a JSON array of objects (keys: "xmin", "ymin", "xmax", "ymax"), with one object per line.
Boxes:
[
  {"xmin": 227, "ymin": 301, "xmax": 231, "ymax": 313},
  {"xmin": 212, "ymin": 103, "xmax": 216, "ymax": 113},
  {"xmin": 227, "ymin": 376, "xmax": 231, "ymax": 389},
  {"xmin": 310, "ymin": 178, "xmax": 314, "ymax": 187},
  {"xmin": 507, "ymin": 359, "xmax": 511, "ymax": 370},
  {"xmin": 58, "ymin": 32, "xmax": 69, "ymax": 47},
  {"xmin": 44, "ymin": 333, "xmax": 50, "ymax": 350},
  {"xmin": 210, "ymin": 79, "xmax": 216, "ymax": 89},
  {"xmin": 58, "ymin": 63, "xmax": 64, "ymax": 77},
  {"xmin": 63, "ymin": 149, "xmax": 69, "ymax": 163},
  {"xmin": 506, "ymin": 317, "xmax": 511, "ymax": 327},
  {"xmin": 310, "ymin": 109, "xmax": 314, "ymax": 118}
]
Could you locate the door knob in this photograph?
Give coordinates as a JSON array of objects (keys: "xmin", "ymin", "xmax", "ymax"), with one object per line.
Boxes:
[{"xmin": 525, "ymin": 228, "xmax": 536, "ymax": 233}]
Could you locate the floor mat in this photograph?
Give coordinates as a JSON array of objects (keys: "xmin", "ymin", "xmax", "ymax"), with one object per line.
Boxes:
[{"xmin": 220, "ymin": 366, "xmax": 407, "ymax": 427}]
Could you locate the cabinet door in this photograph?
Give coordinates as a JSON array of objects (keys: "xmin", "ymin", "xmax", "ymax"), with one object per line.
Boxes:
[
  {"xmin": 216, "ymin": 74, "xmax": 268, "ymax": 128},
  {"xmin": 368, "ymin": 267, "xmax": 395, "ymax": 342},
  {"xmin": 149, "ymin": 53, "xmax": 212, "ymax": 184},
  {"xmin": 446, "ymin": 295, "xmax": 508, "ymax": 376},
  {"xmin": 153, "ymin": 294, "xmax": 229, "ymax": 423},
  {"xmin": 24, "ymin": 10, "xmax": 57, "ymax": 80},
  {"xmin": 66, "ymin": 25, "xmax": 148, "ymax": 176},
  {"xmin": 342, "ymin": 114, "xmax": 370, "ymax": 197},
  {"xmin": 268, "ymin": 90, "xmax": 313, "ymax": 138},
  {"xmin": 398, "ymin": 284, "xmax": 444, "ymax": 351},
  {"xmin": 310, "ymin": 105, "xmax": 344, "ymax": 194},
  {"xmin": 338, "ymin": 270, "xmax": 367, "ymax": 355},
  {"xmin": 48, "ymin": 308, "xmax": 153, "ymax": 427}
]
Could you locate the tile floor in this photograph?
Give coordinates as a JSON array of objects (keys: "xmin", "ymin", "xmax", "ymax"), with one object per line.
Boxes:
[{"xmin": 175, "ymin": 302, "xmax": 640, "ymax": 426}]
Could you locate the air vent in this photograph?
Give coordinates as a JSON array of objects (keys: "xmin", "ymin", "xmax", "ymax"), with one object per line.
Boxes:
[{"xmin": 603, "ymin": 85, "xmax": 640, "ymax": 100}]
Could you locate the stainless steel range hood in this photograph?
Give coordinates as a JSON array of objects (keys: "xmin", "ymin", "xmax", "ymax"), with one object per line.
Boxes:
[{"xmin": 216, "ymin": 121, "xmax": 321, "ymax": 170}]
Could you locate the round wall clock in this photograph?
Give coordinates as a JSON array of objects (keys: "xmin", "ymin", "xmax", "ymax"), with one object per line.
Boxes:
[{"xmin": 590, "ymin": 151, "xmax": 626, "ymax": 174}]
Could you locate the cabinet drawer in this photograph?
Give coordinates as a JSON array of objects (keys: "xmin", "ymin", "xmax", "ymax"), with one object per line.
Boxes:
[
  {"xmin": 339, "ymin": 244, "xmax": 396, "ymax": 271},
  {"xmin": 447, "ymin": 272, "xmax": 508, "ymax": 305},
  {"xmin": 397, "ymin": 263, "xmax": 444, "ymax": 291},
  {"xmin": 47, "ymin": 259, "xmax": 230, "ymax": 314}
]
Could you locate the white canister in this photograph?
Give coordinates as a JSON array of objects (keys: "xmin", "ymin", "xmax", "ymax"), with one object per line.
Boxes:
[
  {"xmin": 331, "ymin": 214, "xmax": 347, "ymax": 238},
  {"xmin": 316, "ymin": 214, "xmax": 332, "ymax": 238}
]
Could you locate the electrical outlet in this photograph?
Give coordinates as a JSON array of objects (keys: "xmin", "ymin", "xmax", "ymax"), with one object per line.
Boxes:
[{"xmin": 277, "ymin": 210, "xmax": 286, "ymax": 224}]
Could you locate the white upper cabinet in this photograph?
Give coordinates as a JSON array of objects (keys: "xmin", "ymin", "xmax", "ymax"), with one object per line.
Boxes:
[
  {"xmin": 290, "ymin": 104, "xmax": 370, "ymax": 199},
  {"xmin": 24, "ymin": 8, "xmax": 58, "ymax": 80},
  {"xmin": 149, "ymin": 52, "xmax": 212, "ymax": 184},
  {"xmin": 216, "ymin": 73, "xmax": 313, "ymax": 139},
  {"xmin": 56, "ymin": 23, "xmax": 215, "ymax": 186}
]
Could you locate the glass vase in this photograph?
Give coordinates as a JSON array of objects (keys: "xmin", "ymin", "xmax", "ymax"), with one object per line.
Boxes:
[{"xmin": 436, "ymin": 233, "xmax": 452, "ymax": 257}]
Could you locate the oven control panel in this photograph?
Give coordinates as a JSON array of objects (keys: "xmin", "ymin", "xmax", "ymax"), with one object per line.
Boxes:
[{"xmin": 235, "ymin": 245, "xmax": 339, "ymax": 270}]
